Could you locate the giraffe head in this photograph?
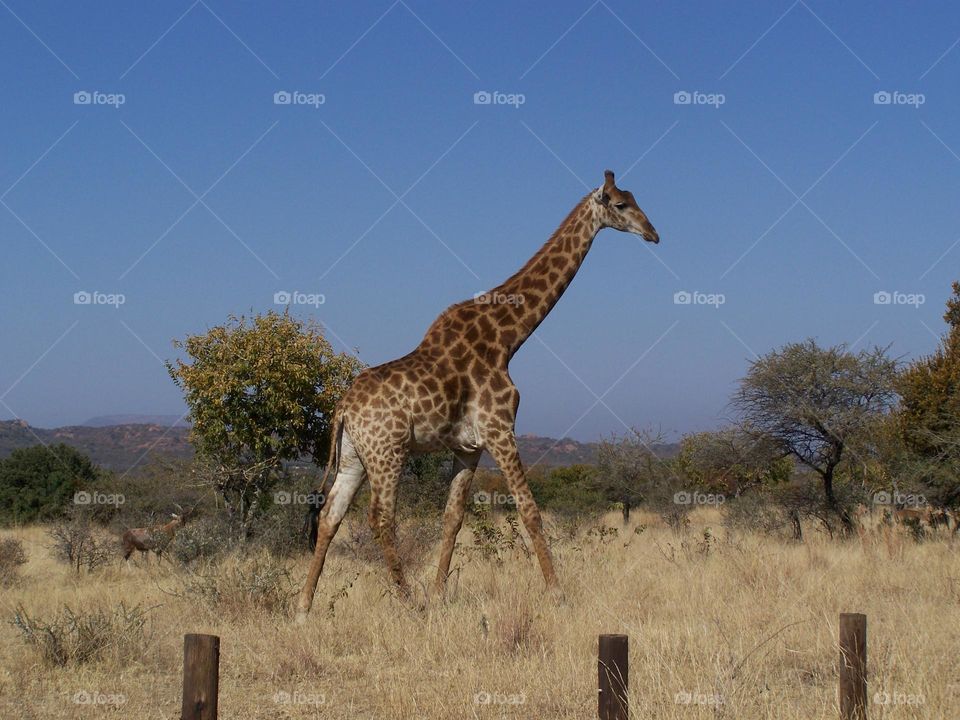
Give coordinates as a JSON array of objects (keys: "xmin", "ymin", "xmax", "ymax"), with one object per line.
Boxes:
[{"xmin": 594, "ymin": 170, "xmax": 659, "ymax": 243}]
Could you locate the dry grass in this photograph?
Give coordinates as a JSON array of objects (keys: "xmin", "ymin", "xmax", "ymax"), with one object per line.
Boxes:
[{"xmin": 0, "ymin": 509, "xmax": 957, "ymax": 718}]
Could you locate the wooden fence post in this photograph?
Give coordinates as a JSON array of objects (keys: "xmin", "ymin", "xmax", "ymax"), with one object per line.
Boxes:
[
  {"xmin": 839, "ymin": 613, "xmax": 867, "ymax": 720},
  {"xmin": 598, "ymin": 634, "xmax": 628, "ymax": 720},
  {"xmin": 182, "ymin": 633, "xmax": 220, "ymax": 720}
]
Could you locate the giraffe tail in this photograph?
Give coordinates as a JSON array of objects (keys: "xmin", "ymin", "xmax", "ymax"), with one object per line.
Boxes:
[
  {"xmin": 305, "ymin": 407, "xmax": 344, "ymax": 551},
  {"xmin": 319, "ymin": 407, "xmax": 345, "ymax": 497}
]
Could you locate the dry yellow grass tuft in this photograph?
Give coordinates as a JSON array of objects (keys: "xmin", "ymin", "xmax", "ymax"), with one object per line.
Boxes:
[{"xmin": 0, "ymin": 511, "xmax": 956, "ymax": 718}]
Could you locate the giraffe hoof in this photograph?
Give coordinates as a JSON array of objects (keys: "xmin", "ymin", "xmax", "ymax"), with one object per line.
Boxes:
[
  {"xmin": 546, "ymin": 584, "xmax": 566, "ymax": 604},
  {"xmin": 294, "ymin": 610, "xmax": 309, "ymax": 625}
]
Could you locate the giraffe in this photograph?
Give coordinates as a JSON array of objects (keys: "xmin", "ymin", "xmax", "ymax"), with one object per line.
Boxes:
[{"xmin": 296, "ymin": 170, "xmax": 659, "ymax": 620}]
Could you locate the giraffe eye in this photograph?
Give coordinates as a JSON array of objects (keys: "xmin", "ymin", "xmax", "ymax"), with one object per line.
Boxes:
[{"xmin": 615, "ymin": 202, "xmax": 628, "ymax": 210}]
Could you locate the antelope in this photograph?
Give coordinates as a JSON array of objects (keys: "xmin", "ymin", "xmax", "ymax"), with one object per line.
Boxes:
[
  {"xmin": 121, "ymin": 506, "xmax": 189, "ymax": 562},
  {"xmin": 888, "ymin": 506, "xmax": 958, "ymax": 533}
]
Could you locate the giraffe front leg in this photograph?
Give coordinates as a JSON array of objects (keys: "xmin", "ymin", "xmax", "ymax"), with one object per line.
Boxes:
[
  {"xmin": 486, "ymin": 432, "xmax": 559, "ymax": 590},
  {"xmin": 433, "ymin": 449, "xmax": 482, "ymax": 598}
]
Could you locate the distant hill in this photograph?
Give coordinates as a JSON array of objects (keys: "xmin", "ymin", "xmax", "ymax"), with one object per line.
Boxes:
[
  {"xmin": 0, "ymin": 420, "xmax": 678, "ymax": 472},
  {"xmin": 0, "ymin": 420, "xmax": 192, "ymax": 472},
  {"xmin": 81, "ymin": 414, "xmax": 190, "ymax": 428}
]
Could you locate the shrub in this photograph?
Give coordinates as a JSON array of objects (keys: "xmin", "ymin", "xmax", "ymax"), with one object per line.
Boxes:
[
  {"xmin": 0, "ymin": 538, "xmax": 27, "ymax": 586},
  {"xmin": 466, "ymin": 507, "xmax": 530, "ymax": 563},
  {"xmin": 170, "ymin": 516, "xmax": 231, "ymax": 564},
  {"xmin": 0, "ymin": 444, "xmax": 99, "ymax": 524},
  {"xmin": 11, "ymin": 603, "xmax": 152, "ymax": 667},
  {"xmin": 178, "ymin": 552, "xmax": 296, "ymax": 616},
  {"xmin": 47, "ymin": 511, "xmax": 113, "ymax": 573},
  {"xmin": 332, "ymin": 513, "xmax": 440, "ymax": 573}
]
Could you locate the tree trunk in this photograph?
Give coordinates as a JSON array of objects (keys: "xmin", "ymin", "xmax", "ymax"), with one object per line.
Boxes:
[
  {"xmin": 823, "ymin": 464, "xmax": 853, "ymax": 536},
  {"xmin": 621, "ymin": 502, "xmax": 630, "ymax": 526},
  {"xmin": 790, "ymin": 509, "xmax": 803, "ymax": 541}
]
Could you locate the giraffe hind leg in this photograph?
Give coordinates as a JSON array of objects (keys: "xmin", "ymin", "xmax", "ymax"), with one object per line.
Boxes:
[{"xmin": 295, "ymin": 429, "xmax": 367, "ymax": 621}]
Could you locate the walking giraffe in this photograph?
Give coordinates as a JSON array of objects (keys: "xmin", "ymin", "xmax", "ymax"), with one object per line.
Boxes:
[{"xmin": 296, "ymin": 170, "xmax": 660, "ymax": 620}]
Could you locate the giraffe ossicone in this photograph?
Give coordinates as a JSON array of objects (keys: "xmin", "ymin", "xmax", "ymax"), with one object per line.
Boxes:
[{"xmin": 295, "ymin": 170, "xmax": 659, "ymax": 621}]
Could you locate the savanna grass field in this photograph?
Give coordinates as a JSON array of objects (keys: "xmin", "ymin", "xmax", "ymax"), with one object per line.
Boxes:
[{"xmin": 2, "ymin": 508, "xmax": 958, "ymax": 719}]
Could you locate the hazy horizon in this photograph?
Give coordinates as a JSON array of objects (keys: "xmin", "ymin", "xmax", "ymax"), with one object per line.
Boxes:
[{"xmin": 2, "ymin": 1, "xmax": 959, "ymax": 440}]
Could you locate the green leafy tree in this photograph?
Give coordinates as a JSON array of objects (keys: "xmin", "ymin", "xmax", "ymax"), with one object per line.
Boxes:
[
  {"xmin": 527, "ymin": 464, "xmax": 605, "ymax": 517},
  {"xmin": 398, "ymin": 452, "xmax": 453, "ymax": 515},
  {"xmin": 167, "ymin": 310, "xmax": 363, "ymax": 534},
  {"xmin": 676, "ymin": 425, "xmax": 792, "ymax": 497},
  {"xmin": 595, "ymin": 428, "xmax": 674, "ymax": 524},
  {"xmin": 0, "ymin": 444, "xmax": 99, "ymax": 524},
  {"xmin": 733, "ymin": 339, "xmax": 897, "ymax": 532},
  {"xmin": 896, "ymin": 281, "xmax": 960, "ymax": 505}
]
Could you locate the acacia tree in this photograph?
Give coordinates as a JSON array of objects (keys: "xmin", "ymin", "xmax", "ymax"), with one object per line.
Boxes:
[
  {"xmin": 733, "ymin": 339, "xmax": 897, "ymax": 532},
  {"xmin": 167, "ymin": 310, "xmax": 363, "ymax": 535},
  {"xmin": 595, "ymin": 428, "xmax": 673, "ymax": 524},
  {"xmin": 896, "ymin": 281, "xmax": 960, "ymax": 506}
]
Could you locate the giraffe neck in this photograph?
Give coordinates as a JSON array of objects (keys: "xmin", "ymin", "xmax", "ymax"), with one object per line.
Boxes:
[{"xmin": 491, "ymin": 195, "xmax": 600, "ymax": 358}]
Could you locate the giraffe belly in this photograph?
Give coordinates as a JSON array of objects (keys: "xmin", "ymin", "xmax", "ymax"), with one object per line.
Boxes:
[{"xmin": 409, "ymin": 415, "xmax": 482, "ymax": 454}]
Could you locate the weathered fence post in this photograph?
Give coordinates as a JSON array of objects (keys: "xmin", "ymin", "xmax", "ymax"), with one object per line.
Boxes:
[
  {"xmin": 598, "ymin": 633, "xmax": 628, "ymax": 720},
  {"xmin": 839, "ymin": 613, "xmax": 867, "ymax": 720},
  {"xmin": 182, "ymin": 633, "xmax": 220, "ymax": 720}
]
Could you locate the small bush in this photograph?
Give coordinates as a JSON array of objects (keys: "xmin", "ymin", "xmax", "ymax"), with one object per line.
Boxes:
[
  {"xmin": 0, "ymin": 538, "xmax": 27, "ymax": 586},
  {"xmin": 47, "ymin": 513, "xmax": 113, "ymax": 573},
  {"xmin": 466, "ymin": 507, "xmax": 530, "ymax": 563},
  {"xmin": 332, "ymin": 513, "xmax": 440, "ymax": 572},
  {"xmin": 11, "ymin": 603, "xmax": 152, "ymax": 667},
  {"xmin": 170, "ymin": 516, "xmax": 231, "ymax": 564},
  {"xmin": 178, "ymin": 552, "xmax": 296, "ymax": 616},
  {"xmin": 724, "ymin": 492, "xmax": 792, "ymax": 537}
]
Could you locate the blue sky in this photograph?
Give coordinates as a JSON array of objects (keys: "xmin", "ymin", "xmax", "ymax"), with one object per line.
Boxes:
[{"xmin": 1, "ymin": 1, "xmax": 959, "ymax": 440}]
